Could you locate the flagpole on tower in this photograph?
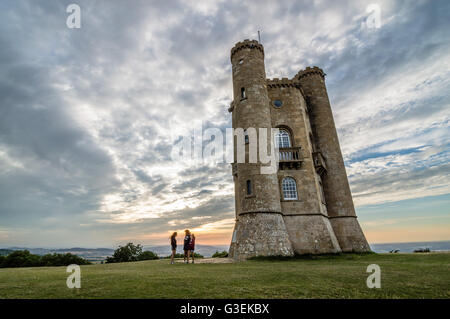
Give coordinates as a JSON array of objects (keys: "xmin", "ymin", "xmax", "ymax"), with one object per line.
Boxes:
[{"xmin": 258, "ymin": 30, "xmax": 261, "ymax": 43}]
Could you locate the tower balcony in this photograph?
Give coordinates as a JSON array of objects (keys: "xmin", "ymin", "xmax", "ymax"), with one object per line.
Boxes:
[
  {"xmin": 313, "ymin": 151, "xmax": 327, "ymax": 176},
  {"xmin": 279, "ymin": 147, "xmax": 302, "ymax": 170}
]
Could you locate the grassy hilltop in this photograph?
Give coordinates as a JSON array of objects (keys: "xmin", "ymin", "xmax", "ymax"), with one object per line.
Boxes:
[{"xmin": 0, "ymin": 253, "xmax": 449, "ymax": 299}]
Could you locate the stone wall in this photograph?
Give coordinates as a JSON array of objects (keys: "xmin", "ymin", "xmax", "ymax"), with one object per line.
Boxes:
[
  {"xmin": 329, "ymin": 217, "xmax": 371, "ymax": 252},
  {"xmin": 229, "ymin": 213, "xmax": 294, "ymax": 261},
  {"xmin": 284, "ymin": 215, "xmax": 341, "ymax": 254}
]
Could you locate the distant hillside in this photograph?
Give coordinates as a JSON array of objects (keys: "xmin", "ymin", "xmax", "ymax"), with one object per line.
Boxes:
[
  {"xmin": 370, "ymin": 240, "xmax": 450, "ymax": 253},
  {"xmin": 2, "ymin": 247, "xmax": 114, "ymax": 262},
  {"xmin": 3, "ymin": 241, "xmax": 449, "ymax": 261},
  {"xmin": 143, "ymin": 245, "xmax": 229, "ymax": 257},
  {"xmin": 1, "ymin": 245, "xmax": 229, "ymax": 261}
]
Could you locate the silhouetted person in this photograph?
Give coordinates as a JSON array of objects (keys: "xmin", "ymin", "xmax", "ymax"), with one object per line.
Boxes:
[
  {"xmin": 183, "ymin": 230, "xmax": 191, "ymax": 264},
  {"xmin": 189, "ymin": 233, "xmax": 196, "ymax": 264},
  {"xmin": 170, "ymin": 232, "xmax": 177, "ymax": 264}
]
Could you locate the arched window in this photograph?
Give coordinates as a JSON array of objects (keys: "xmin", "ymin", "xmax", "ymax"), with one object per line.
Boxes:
[
  {"xmin": 275, "ymin": 129, "xmax": 291, "ymax": 148},
  {"xmin": 282, "ymin": 177, "xmax": 298, "ymax": 200},
  {"xmin": 241, "ymin": 87, "xmax": 246, "ymax": 99},
  {"xmin": 246, "ymin": 180, "xmax": 252, "ymax": 195}
]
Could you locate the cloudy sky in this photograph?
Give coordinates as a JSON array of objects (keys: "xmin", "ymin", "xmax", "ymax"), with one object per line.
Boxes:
[{"xmin": 0, "ymin": 0, "xmax": 449, "ymax": 248}]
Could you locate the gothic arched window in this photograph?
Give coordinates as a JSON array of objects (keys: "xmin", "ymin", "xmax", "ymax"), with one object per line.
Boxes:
[
  {"xmin": 282, "ymin": 177, "xmax": 298, "ymax": 200},
  {"xmin": 275, "ymin": 129, "xmax": 291, "ymax": 148}
]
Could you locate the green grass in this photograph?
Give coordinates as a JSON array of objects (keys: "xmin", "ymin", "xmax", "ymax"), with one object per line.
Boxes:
[{"xmin": 0, "ymin": 253, "xmax": 449, "ymax": 298}]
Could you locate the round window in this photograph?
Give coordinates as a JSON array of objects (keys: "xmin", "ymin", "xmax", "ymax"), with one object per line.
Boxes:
[{"xmin": 273, "ymin": 100, "xmax": 283, "ymax": 108}]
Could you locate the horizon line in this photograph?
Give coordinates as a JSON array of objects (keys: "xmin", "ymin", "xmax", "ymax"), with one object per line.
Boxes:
[{"xmin": 2, "ymin": 239, "xmax": 450, "ymax": 250}]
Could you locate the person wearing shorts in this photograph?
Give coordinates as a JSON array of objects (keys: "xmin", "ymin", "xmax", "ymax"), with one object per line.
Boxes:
[{"xmin": 189, "ymin": 233, "xmax": 196, "ymax": 264}]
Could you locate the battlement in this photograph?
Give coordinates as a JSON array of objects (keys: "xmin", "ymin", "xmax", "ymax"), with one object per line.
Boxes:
[
  {"xmin": 231, "ymin": 39, "xmax": 264, "ymax": 61},
  {"xmin": 266, "ymin": 77, "xmax": 299, "ymax": 88},
  {"xmin": 295, "ymin": 66, "xmax": 326, "ymax": 80}
]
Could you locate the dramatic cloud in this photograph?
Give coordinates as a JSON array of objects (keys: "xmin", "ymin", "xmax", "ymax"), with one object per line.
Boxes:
[{"xmin": 0, "ymin": 0, "xmax": 448, "ymax": 247}]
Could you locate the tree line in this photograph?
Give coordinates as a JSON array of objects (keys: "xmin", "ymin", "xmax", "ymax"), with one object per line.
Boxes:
[
  {"xmin": 0, "ymin": 250, "xmax": 91, "ymax": 268},
  {"xmin": 0, "ymin": 243, "xmax": 209, "ymax": 268}
]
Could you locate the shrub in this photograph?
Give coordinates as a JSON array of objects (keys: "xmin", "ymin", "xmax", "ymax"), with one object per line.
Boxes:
[
  {"xmin": 40, "ymin": 253, "xmax": 90, "ymax": 266},
  {"xmin": 212, "ymin": 250, "xmax": 229, "ymax": 258},
  {"xmin": 1, "ymin": 250, "xmax": 41, "ymax": 268},
  {"xmin": 0, "ymin": 250, "xmax": 91, "ymax": 268},
  {"xmin": 414, "ymin": 248, "xmax": 431, "ymax": 253},
  {"xmin": 106, "ymin": 243, "xmax": 143, "ymax": 263},
  {"xmin": 163, "ymin": 252, "xmax": 203, "ymax": 259},
  {"xmin": 106, "ymin": 243, "xmax": 159, "ymax": 263},
  {"xmin": 138, "ymin": 251, "xmax": 159, "ymax": 261}
]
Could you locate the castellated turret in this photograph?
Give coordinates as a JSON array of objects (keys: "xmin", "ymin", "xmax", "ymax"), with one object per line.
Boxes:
[
  {"xmin": 228, "ymin": 40, "xmax": 294, "ymax": 260},
  {"xmin": 228, "ymin": 40, "xmax": 370, "ymax": 260}
]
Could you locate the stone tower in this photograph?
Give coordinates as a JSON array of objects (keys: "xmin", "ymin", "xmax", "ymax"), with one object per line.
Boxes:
[
  {"xmin": 228, "ymin": 40, "xmax": 294, "ymax": 261},
  {"xmin": 228, "ymin": 40, "xmax": 370, "ymax": 260}
]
